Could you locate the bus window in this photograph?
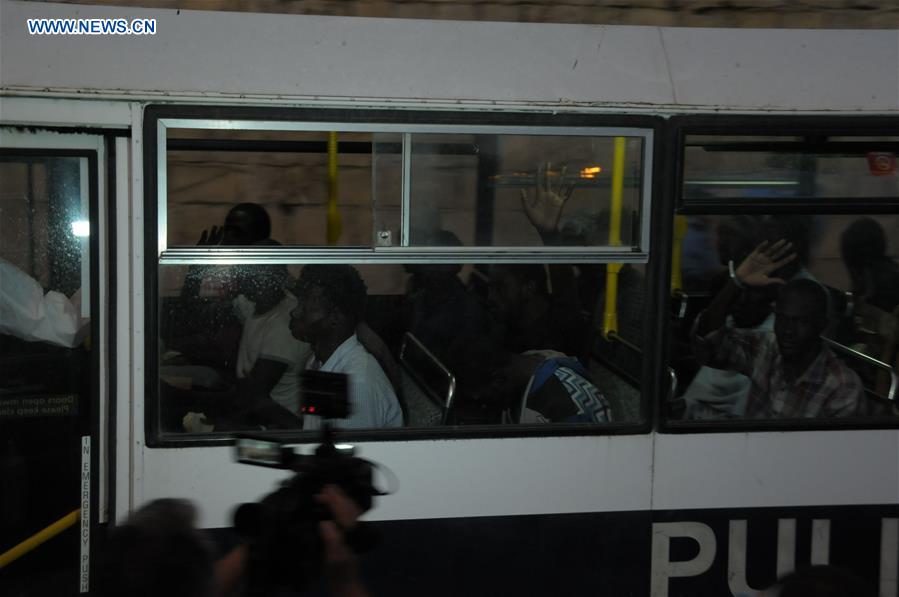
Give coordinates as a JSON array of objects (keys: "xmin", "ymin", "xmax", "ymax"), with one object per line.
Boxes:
[
  {"xmin": 668, "ymin": 127, "xmax": 899, "ymax": 425},
  {"xmin": 670, "ymin": 214, "xmax": 898, "ymax": 422},
  {"xmin": 150, "ymin": 112, "xmax": 653, "ymax": 437},
  {"xmin": 150, "ymin": 112, "xmax": 656, "ymax": 441}
]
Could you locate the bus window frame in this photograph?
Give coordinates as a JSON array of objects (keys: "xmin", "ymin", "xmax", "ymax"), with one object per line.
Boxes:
[
  {"xmin": 142, "ymin": 104, "xmax": 666, "ymax": 447},
  {"xmin": 661, "ymin": 114, "xmax": 899, "ymax": 434}
]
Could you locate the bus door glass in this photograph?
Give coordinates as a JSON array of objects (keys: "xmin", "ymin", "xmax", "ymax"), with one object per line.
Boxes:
[{"xmin": 0, "ymin": 129, "xmax": 105, "ymax": 595}]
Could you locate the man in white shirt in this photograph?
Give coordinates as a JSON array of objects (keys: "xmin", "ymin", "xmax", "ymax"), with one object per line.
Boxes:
[
  {"xmin": 289, "ymin": 265, "xmax": 403, "ymax": 430},
  {"xmin": 232, "ymin": 259, "xmax": 311, "ymax": 427}
]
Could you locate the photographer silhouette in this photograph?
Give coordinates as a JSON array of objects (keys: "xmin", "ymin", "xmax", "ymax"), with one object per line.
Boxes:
[{"xmin": 96, "ymin": 482, "xmax": 371, "ymax": 597}]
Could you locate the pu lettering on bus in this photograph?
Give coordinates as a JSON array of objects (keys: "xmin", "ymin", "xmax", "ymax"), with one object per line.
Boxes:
[{"xmin": 650, "ymin": 519, "xmax": 899, "ymax": 597}]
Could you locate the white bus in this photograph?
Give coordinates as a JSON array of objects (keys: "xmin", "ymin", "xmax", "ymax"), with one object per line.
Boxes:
[{"xmin": 1, "ymin": 1, "xmax": 897, "ymax": 595}]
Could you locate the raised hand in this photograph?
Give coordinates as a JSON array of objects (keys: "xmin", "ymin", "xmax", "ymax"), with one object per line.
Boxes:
[
  {"xmin": 197, "ymin": 225, "xmax": 224, "ymax": 246},
  {"xmin": 735, "ymin": 239, "xmax": 796, "ymax": 287},
  {"xmin": 519, "ymin": 162, "xmax": 575, "ymax": 234}
]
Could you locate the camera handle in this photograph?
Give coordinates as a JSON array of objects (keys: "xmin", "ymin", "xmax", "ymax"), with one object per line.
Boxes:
[{"xmin": 314, "ymin": 422, "xmax": 342, "ymax": 458}]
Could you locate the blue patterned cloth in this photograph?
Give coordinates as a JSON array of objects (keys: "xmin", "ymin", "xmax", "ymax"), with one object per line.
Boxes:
[{"xmin": 525, "ymin": 357, "xmax": 612, "ymax": 423}]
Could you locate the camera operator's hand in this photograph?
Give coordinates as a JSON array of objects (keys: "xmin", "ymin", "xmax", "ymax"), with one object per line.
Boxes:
[
  {"xmin": 214, "ymin": 544, "xmax": 248, "ymax": 597},
  {"xmin": 316, "ymin": 485, "xmax": 370, "ymax": 597},
  {"xmin": 318, "ymin": 484, "xmax": 361, "ymax": 530}
]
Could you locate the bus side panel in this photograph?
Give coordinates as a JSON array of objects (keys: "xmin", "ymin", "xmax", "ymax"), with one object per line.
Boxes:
[{"xmin": 204, "ymin": 505, "xmax": 897, "ymax": 597}]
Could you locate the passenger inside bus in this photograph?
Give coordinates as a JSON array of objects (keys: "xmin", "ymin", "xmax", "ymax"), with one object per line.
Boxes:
[
  {"xmin": 486, "ymin": 263, "xmax": 584, "ymax": 357},
  {"xmin": 450, "ymin": 333, "xmax": 612, "ymax": 424},
  {"xmin": 168, "ymin": 262, "xmax": 407, "ymax": 432},
  {"xmin": 230, "ymin": 243, "xmax": 311, "ymax": 429},
  {"xmin": 402, "ymin": 230, "xmax": 495, "ymax": 364},
  {"xmin": 694, "ymin": 240, "xmax": 866, "ymax": 418},
  {"xmin": 0, "ymin": 257, "xmax": 89, "ymax": 349},
  {"xmin": 680, "ymin": 216, "xmax": 770, "ymax": 419},
  {"xmin": 841, "ymin": 217, "xmax": 899, "ymax": 313},
  {"xmin": 159, "ymin": 200, "xmax": 644, "ymax": 430},
  {"xmin": 672, "ymin": 212, "xmax": 899, "ymax": 421},
  {"xmin": 681, "ymin": 216, "xmax": 818, "ymax": 420},
  {"xmin": 289, "ymin": 264, "xmax": 403, "ymax": 430},
  {"xmin": 839, "ymin": 217, "xmax": 899, "ymax": 397},
  {"xmin": 488, "ymin": 163, "xmax": 587, "ymax": 358},
  {"xmin": 171, "ymin": 202, "xmax": 274, "ymax": 374},
  {"xmin": 197, "ymin": 202, "xmax": 273, "ymax": 247}
]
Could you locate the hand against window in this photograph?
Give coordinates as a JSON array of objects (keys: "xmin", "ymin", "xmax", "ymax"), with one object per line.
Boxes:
[
  {"xmin": 197, "ymin": 225, "xmax": 224, "ymax": 245},
  {"xmin": 520, "ymin": 162, "xmax": 575, "ymax": 235},
  {"xmin": 735, "ymin": 239, "xmax": 796, "ymax": 287}
]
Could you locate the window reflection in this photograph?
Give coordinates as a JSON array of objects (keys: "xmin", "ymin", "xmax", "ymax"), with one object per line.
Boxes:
[{"xmin": 670, "ymin": 214, "xmax": 899, "ymax": 421}]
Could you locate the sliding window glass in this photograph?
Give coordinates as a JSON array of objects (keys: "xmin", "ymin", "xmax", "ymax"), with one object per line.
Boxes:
[{"xmin": 166, "ymin": 129, "xmax": 402, "ymax": 247}]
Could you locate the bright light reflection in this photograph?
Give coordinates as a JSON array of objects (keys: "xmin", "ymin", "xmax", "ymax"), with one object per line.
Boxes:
[
  {"xmin": 580, "ymin": 166, "xmax": 603, "ymax": 178},
  {"xmin": 72, "ymin": 220, "xmax": 90, "ymax": 237}
]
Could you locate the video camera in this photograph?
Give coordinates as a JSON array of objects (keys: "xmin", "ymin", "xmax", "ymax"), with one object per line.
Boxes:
[{"xmin": 233, "ymin": 371, "xmax": 384, "ymax": 595}]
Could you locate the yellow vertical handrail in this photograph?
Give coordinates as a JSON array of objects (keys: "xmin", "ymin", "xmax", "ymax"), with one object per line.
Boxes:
[
  {"xmin": 0, "ymin": 509, "xmax": 80, "ymax": 568},
  {"xmin": 603, "ymin": 137, "xmax": 626, "ymax": 339},
  {"xmin": 326, "ymin": 131, "xmax": 343, "ymax": 245}
]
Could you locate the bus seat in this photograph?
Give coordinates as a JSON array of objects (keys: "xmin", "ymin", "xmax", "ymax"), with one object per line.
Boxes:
[
  {"xmin": 822, "ymin": 336, "xmax": 897, "ymax": 414},
  {"xmin": 399, "ymin": 368, "xmax": 443, "ymax": 427},
  {"xmin": 586, "ymin": 358, "xmax": 640, "ymax": 422},
  {"xmin": 399, "ymin": 333, "xmax": 456, "ymax": 427}
]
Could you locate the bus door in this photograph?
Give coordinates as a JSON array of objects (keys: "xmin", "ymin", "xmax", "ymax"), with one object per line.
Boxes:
[{"xmin": 0, "ymin": 129, "xmax": 107, "ymax": 596}]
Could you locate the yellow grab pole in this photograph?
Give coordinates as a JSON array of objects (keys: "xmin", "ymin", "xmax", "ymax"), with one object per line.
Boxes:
[
  {"xmin": 671, "ymin": 215, "xmax": 688, "ymax": 294},
  {"xmin": 326, "ymin": 131, "xmax": 343, "ymax": 245},
  {"xmin": 603, "ymin": 137, "xmax": 626, "ymax": 339},
  {"xmin": 0, "ymin": 509, "xmax": 79, "ymax": 568}
]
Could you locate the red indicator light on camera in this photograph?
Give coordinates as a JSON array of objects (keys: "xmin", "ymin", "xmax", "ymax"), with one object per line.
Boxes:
[{"xmin": 868, "ymin": 152, "xmax": 896, "ymax": 176}]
